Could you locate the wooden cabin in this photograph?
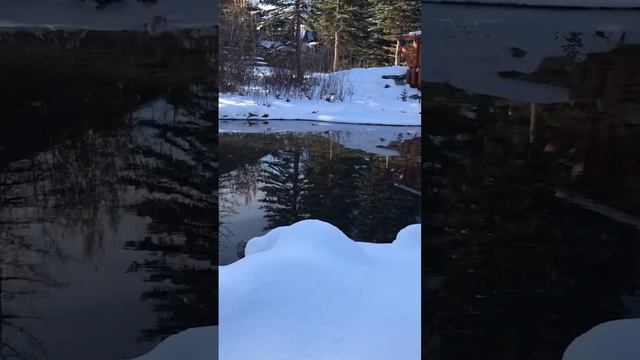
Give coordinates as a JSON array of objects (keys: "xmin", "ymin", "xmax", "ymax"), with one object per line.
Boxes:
[{"xmin": 397, "ymin": 31, "xmax": 421, "ymax": 88}]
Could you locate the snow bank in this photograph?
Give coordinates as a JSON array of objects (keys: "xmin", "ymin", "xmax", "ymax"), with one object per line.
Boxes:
[
  {"xmin": 219, "ymin": 219, "xmax": 421, "ymax": 360},
  {"xmin": 219, "ymin": 66, "xmax": 421, "ymax": 126},
  {"xmin": 425, "ymin": 0, "xmax": 640, "ymax": 8},
  {"xmin": 424, "ymin": 4, "xmax": 640, "ymax": 102},
  {"xmin": 0, "ymin": 0, "xmax": 216, "ymax": 31},
  {"xmin": 128, "ymin": 326, "xmax": 217, "ymax": 360},
  {"xmin": 563, "ymin": 319, "xmax": 640, "ymax": 360},
  {"xmin": 244, "ymin": 220, "xmax": 366, "ymax": 261}
]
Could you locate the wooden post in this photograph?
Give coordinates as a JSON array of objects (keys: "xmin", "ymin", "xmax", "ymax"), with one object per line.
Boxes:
[
  {"xmin": 529, "ymin": 102, "xmax": 536, "ymax": 144},
  {"xmin": 329, "ymin": 135, "xmax": 333, "ymax": 160}
]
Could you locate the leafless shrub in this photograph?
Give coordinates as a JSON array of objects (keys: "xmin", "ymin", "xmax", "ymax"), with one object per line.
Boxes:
[{"xmin": 219, "ymin": 1, "xmax": 258, "ymax": 92}]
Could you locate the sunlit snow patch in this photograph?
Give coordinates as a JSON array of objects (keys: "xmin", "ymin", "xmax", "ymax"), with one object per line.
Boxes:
[
  {"xmin": 127, "ymin": 220, "xmax": 420, "ymax": 360},
  {"xmin": 219, "ymin": 66, "xmax": 421, "ymax": 125},
  {"xmin": 219, "ymin": 219, "xmax": 421, "ymax": 360}
]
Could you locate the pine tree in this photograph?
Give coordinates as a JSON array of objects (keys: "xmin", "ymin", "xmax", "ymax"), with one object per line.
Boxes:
[
  {"xmin": 260, "ymin": 0, "xmax": 313, "ymax": 83},
  {"xmin": 310, "ymin": 0, "xmax": 377, "ymax": 70},
  {"xmin": 369, "ymin": 0, "xmax": 420, "ymax": 65}
]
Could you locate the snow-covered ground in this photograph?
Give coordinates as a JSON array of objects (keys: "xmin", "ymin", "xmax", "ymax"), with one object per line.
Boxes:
[
  {"xmin": 563, "ymin": 319, "xmax": 640, "ymax": 360},
  {"xmin": 127, "ymin": 220, "xmax": 421, "ymax": 360},
  {"xmin": 219, "ymin": 119, "xmax": 421, "ymax": 156},
  {"xmin": 219, "ymin": 66, "xmax": 421, "ymax": 126},
  {"xmin": 0, "ymin": 0, "xmax": 216, "ymax": 31},
  {"xmin": 219, "ymin": 220, "xmax": 421, "ymax": 360},
  {"xmin": 424, "ymin": 4, "xmax": 640, "ymax": 102},
  {"xmin": 425, "ymin": 0, "xmax": 640, "ymax": 8}
]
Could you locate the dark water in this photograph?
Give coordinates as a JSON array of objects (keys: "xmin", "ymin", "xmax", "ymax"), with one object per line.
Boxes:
[
  {"xmin": 218, "ymin": 132, "xmax": 422, "ymax": 265},
  {"xmin": 0, "ymin": 30, "xmax": 216, "ymax": 360},
  {"xmin": 424, "ymin": 4, "xmax": 640, "ymax": 360}
]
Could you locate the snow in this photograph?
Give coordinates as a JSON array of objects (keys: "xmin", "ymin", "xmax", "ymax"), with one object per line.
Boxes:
[
  {"xmin": 126, "ymin": 220, "xmax": 421, "ymax": 360},
  {"xmin": 563, "ymin": 319, "xmax": 640, "ymax": 360},
  {"xmin": 219, "ymin": 66, "xmax": 421, "ymax": 126},
  {"xmin": 260, "ymin": 40, "xmax": 278, "ymax": 49},
  {"xmin": 424, "ymin": 4, "xmax": 640, "ymax": 102},
  {"xmin": 425, "ymin": 0, "xmax": 640, "ymax": 8},
  {"xmin": 219, "ymin": 220, "xmax": 421, "ymax": 360},
  {"xmin": 0, "ymin": 0, "xmax": 216, "ymax": 31},
  {"xmin": 127, "ymin": 326, "xmax": 217, "ymax": 360}
]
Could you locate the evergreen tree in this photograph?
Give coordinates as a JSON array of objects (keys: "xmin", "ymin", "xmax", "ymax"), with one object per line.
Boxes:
[
  {"xmin": 310, "ymin": 0, "xmax": 377, "ymax": 70},
  {"xmin": 369, "ymin": 0, "xmax": 420, "ymax": 65},
  {"xmin": 260, "ymin": 0, "xmax": 313, "ymax": 83}
]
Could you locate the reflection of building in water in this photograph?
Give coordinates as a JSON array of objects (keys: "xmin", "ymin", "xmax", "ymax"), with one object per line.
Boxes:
[
  {"xmin": 536, "ymin": 45, "xmax": 640, "ymax": 213},
  {"xmin": 388, "ymin": 137, "xmax": 422, "ymax": 193}
]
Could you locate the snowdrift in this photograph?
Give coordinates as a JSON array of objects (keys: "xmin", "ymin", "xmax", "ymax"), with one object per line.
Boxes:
[
  {"xmin": 219, "ymin": 220, "xmax": 421, "ymax": 359},
  {"xmin": 219, "ymin": 66, "xmax": 421, "ymax": 126},
  {"xmin": 425, "ymin": 0, "xmax": 640, "ymax": 8},
  {"xmin": 563, "ymin": 319, "xmax": 640, "ymax": 360},
  {"xmin": 127, "ymin": 220, "xmax": 421, "ymax": 360}
]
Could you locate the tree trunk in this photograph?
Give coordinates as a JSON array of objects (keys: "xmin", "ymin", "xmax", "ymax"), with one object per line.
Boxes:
[
  {"xmin": 333, "ymin": 31, "xmax": 340, "ymax": 72},
  {"xmin": 294, "ymin": 0, "xmax": 302, "ymax": 85},
  {"xmin": 332, "ymin": 0, "xmax": 340, "ymax": 72},
  {"xmin": 394, "ymin": 40, "xmax": 401, "ymax": 66}
]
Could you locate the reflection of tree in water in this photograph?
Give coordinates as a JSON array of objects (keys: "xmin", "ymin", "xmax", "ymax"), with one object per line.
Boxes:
[
  {"xmin": 121, "ymin": 81, "xmax": 217, "ymax": 342},
  {"xmin": 561, "ymin": 31, "xmax": 585, "ymax": 65},
  {"xmin": 1, "ymin": 26, "xmax": 218, "ymax": 356},
  {"xmin": 218, "ymin": 133, "xmax": 280, "ymax": 245},
  {"xmin": 259, "ymin": 145, "xmax": 307, "ymax": 229},
  {"xmin": 255, "ymin": 134, "xmax": 420, "ymax": 243},
  {"xmin": 299, "ymin": 138, "xmax": 365, "ymax": 235},
  {"xmin": 0, "ymin": 120, "xmax": 135, "ymax": 358},
  {"xmin": 424, "ymin": 96, "xmax": 640, "ymax": 360},
  {"xmin": 1, "ymin": 231, "xmax": 49, "ymax": 360},
  {"xmin": 354, "ymin": 163, "xmax": 418, "ymax": 242},
  {"xmin": 1, "ymin": 82, "xmax": 216, "ymax": 355},
  {"xmin": 219, "ymin": 163, "xmax": 260, "ymax": 245}
]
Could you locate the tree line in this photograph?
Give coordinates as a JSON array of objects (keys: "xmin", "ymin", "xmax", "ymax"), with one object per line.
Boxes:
[{"xmin": 220, "ymin": 0, "xmax": 420, "ymax": 90}]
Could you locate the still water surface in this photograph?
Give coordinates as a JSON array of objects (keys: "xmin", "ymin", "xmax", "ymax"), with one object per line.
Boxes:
[
  {"xmin": 0, "ymin": 29, "xmax": 216, "ymax": 360},
  {"xmin": 424, "ymin": 4, "xmax": 640, "ymax": 360},
  {"xmin": 218, "ymin": 131, "xmax": 422, "ymax": 265}
]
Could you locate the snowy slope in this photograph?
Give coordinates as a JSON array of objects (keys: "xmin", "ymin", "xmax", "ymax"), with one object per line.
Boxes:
[
  {"xmin": 0, "ymin": 0, "xmax": 216, "ymax": 31},
  {"xmin": 563, "ymin": 319, "xmax": 640, "ymax": 360},
  {"xmin": 219, "ymin": 220, "xmax": 421, "ymax": 360},
  {"xmin": 425, "ymin": 0, "xmax": 640, "ymax": 8},
  {"xmin": 219, "ymin": 66, "xmax": 421, "ymax": 125},
  {"xmin": 424, "ymin": 4, "xmax": 640, "ymax": 102}
]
